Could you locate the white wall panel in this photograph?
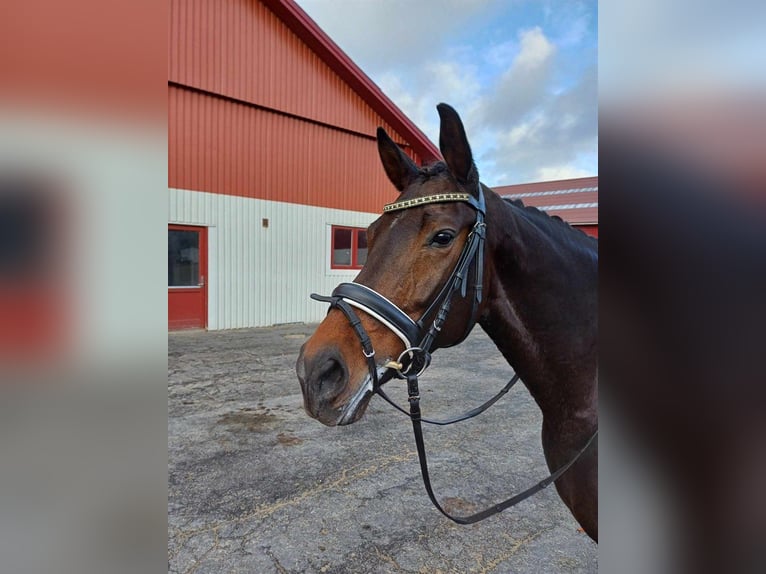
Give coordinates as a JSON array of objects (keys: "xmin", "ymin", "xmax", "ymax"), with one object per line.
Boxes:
[{"xmin": 169, "ymin": 188, "xmax": 378, "ymax": 330}]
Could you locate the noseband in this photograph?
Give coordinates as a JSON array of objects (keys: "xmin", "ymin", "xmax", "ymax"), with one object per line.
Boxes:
[{"xmin": 311, "ymin": 184, "xmax": 597, "ymax": 524}]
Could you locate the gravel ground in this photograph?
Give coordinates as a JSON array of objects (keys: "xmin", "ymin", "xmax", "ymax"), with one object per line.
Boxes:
[{"xmin": 168, "ymin": 323, "xmax": 597, "ymax": 573}]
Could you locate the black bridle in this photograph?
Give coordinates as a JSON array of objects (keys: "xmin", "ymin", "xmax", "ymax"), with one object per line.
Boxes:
[{"xmin": 311, "ymin": 185, "xmax": 597, "ymax": 524}]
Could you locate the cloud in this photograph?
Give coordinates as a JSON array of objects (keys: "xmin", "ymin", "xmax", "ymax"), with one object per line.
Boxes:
[
  {"xmin": 376, "ymin": 40, "xmax": 597, "ymax": 185},
  {"xmin": 296, "ymin": 0, "xmax": 597, "ymax": 185},
  {"xmin": 515, "ymin": 27, "xmax": 556, "ymax": 69},
  {"xmin": 536, "ymin": 164, "xmax": 593, "ymax": 181},
  {"xmin": 477, "ymin": 27, "xmax": 556, "ymax": 137},
  {"xmin": 479, "ymin": 65, "xmax": 598, "ymax": 184},
  {"xmin": 377, "ymin": 60, "xmax": 482, "ymax": 147},
  {"xmin": 479, "ymin": 27, "xmax": 556, "ymax": 128},
  {"xmin": 543, "ymin": 0, "xmax": 594, "ymax": 48},
  {"xmin": 297, "ymin": 0, "xmax": 496, "ymax": 74}
]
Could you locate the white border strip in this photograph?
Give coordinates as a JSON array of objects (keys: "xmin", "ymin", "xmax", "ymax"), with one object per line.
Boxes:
[
  {"xmin": 502, "ymin": 187, "xmax": 597, "ymax": 199},
  {"xmin": 503, "ymin": 187, "xmax": 598, "ymax": 199},
  {"xmin": 342, "ymin": 299, "xmax": 414, "ymax": 349},
  {"xmin": 537, "ymin": 203, "xmax": 598, "ymax": 211}
]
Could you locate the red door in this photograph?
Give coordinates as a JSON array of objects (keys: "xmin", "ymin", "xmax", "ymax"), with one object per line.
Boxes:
[{"xmin": 168, "ymin": 225, "xmax": 207, "ymax": 330}]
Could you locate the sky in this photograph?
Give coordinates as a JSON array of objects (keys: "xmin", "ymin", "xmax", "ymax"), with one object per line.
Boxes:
[{"xmin": 296, "ymin": 0, "xmax": 597, "ymax": 186}]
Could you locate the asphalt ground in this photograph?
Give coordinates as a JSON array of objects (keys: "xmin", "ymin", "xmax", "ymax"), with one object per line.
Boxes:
[{"xmin": 168, "ymin": 323, "xmax": 597, "ymax": 573}]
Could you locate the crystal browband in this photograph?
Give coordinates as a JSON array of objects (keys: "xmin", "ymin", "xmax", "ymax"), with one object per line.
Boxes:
[{"xmin": 383, "ymin": 193, "xmax": 473, "ymax": 213}]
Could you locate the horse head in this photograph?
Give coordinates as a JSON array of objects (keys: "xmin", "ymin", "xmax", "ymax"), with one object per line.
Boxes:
[{"xmin": 297, "ymin": 104, "xmax": 489, "ymax": 426}]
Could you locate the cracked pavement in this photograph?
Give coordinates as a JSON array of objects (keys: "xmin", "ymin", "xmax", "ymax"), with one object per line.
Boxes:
[{"xmin": 169, "ymin": 324, "xmax": 597, "ymax": 573}]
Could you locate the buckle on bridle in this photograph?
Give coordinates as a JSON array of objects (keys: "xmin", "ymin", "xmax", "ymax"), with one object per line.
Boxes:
[{"xmin": 386, "ymin": 347, "xmax": 431, "ymax": 378}]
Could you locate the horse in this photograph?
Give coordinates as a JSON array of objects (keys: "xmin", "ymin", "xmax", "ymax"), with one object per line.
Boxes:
[{"xmin": 296, "ymin": 103, "xmax": 598, "ymax": 540}]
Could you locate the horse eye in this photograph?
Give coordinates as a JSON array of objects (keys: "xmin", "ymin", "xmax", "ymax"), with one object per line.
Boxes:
[{"xmin": 430, "ymin": 230, "xmax": 455, "ymax": 247}]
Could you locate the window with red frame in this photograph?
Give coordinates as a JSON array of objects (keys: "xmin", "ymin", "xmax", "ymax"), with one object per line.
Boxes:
[{"xmin": 331, "ymin": 226, "xmax": 368, "ymax": 269}]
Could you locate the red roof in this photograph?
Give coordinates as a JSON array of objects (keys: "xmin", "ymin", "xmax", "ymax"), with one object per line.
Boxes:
[
  {"xmin": 263, "ymin": 0, "xmax": 440, "ymax": 163},
  {"xmin": 494, "ymin": 176, "xmax": 598, "ymax": 225}
]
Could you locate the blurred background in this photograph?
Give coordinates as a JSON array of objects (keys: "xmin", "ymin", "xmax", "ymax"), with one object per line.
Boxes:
[
  {"xmin": 600, "ymin": 1, "xmax": 765, "ymax": 572},
  {"xmin": 0, "ymin": 1, "xmax": 167, "ymax": 573}
]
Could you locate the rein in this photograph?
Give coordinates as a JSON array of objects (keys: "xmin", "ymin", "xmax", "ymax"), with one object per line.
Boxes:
[{"xmin": 310, "ymin": 184, "xmax": 597, "ymax": 524}]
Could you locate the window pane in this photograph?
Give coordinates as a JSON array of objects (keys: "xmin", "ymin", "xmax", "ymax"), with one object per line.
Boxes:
[
  {"xmin": 0, "ymin": 189, "xmax": 48, "ymax": 281},
  {"xmin": 168, "ymin": 230, "xmax": 200, "ymax": 286},
  {"xmin": 356, "ymin": 230, "xmax": 368, "ymax": 266},
  {"xmin": 332, "ymin": 228, "xmax": 352, "ymax": 266}
]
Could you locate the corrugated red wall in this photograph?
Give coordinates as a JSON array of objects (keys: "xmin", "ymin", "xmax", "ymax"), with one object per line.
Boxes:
[
  {"xmin": 168, "ymin": 0, "xmax": 420, "ymax": 212},
  {"xmin": 169, "ymin": 85, "xmax": 405, "ymax": 212}
]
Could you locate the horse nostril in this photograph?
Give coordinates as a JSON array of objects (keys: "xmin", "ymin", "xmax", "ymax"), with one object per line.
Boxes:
[
  {"xmin": 316, "ymin": 356, "xmax": 345, "ymax": 392},
  {"xmin": 300, "ymin": 347, "xmax": 348, "ymax": 407}
]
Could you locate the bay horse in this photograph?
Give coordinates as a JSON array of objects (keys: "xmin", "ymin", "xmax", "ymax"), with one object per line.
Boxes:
[{"xmin": 296, "ymin": 104, "xmax": 598, "ymax": 540}]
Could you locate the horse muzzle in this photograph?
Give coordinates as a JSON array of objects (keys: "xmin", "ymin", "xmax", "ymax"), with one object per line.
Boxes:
[{"xmin": 296, "ymin": 344, "xmax": 374, "ymax": 426}]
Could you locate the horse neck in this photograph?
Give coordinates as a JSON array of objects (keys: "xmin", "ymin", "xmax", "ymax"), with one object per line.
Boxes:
[{"xmin": 478, "ymin": 191, "xmax": 598, "ymax": 421}]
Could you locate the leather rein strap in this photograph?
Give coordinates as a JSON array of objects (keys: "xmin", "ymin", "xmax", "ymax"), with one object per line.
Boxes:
[
  {"xmin": 407, "ymin": 370, "xmax": 598, "ymax": 524},
  {"xmin": 310, "ymin": 184, "xmax": 597, "ymax": 524}
]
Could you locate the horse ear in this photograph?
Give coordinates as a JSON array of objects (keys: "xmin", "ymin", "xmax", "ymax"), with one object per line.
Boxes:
[
  {"xmin": 437, "ymin": 103, "xmax": 478, "ymax": 188},
  {"xmin": 377, "ymin": 127, "xmax": 419, "ymax": 192}
]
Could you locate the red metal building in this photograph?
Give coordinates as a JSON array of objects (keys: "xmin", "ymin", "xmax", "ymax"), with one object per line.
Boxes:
[
  {"xmin": 168, "ymin": 0, "xmax": 597, "ymax": 330},
  {"xmin": 494, "ymin": 176, "xmax": 599, "ymax": 238},
  {"xmin": 168, "ymin": 0, "xmax": 438, "ymax": 330}
]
